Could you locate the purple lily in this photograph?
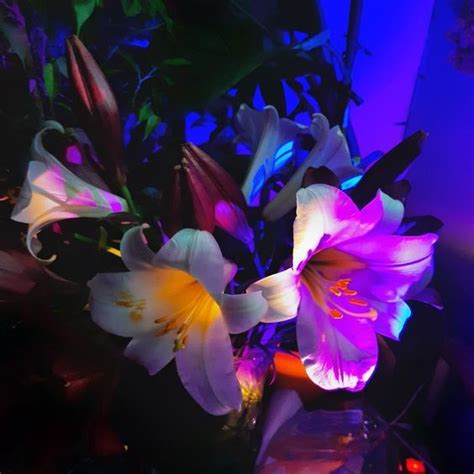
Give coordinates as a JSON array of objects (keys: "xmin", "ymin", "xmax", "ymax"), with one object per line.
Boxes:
[{"xmin": 248, "ymin": 184, "xmax": 437, "ymax": 391}]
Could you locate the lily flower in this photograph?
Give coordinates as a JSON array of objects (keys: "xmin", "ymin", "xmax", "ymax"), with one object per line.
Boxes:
[
  {"xmin": 11, "ymin": 121, "xmax": 128, "ymax": 261},
  {"xmin": 66, "ymin": 35, "xmax": 127, "ymax": 190},
  {"xmin": 248, "ymin": 184, "xmax": 437, "ymax": 391},
  {"xmin": 161, "ymin": 143, "xmax": 255, "ymax": 251},
  {"xmin": 235, "ymin": 104, "xmax": 362, "ymax": 220},
  {"xmin": 88, "ymin": 226, "xmax": 268, "ymax": 415}
]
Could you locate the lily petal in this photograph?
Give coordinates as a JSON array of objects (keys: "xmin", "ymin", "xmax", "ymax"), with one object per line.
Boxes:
[
  {"xmin": 262, "ymin": 114, "xmax": 329, "ymax": 221},
  {"xmin": 11, "ymin": 124, "xmax": 128, "ymax": 260},
  {"xmin": 409, "ymin": 287, "xmax": 443, "ymax": 310},
  {"xmin": 221, "ymin": 291, "xmax": 268, "ymax": 333},
  {"xmin": 175, "ymin": 315, "xmax": 242, "ymax": 415},
  {"xmin": 124, "ymin": 332, "xmax": 176, "ymax": 375},
  {"xmin": 237, "ymin": 105, "xmax": 307, "ymax": 205},
  {"xmin": 224, "ymin": 260, "xmax": 238, "ymax": 284},
  {"xmin": 153, "ymin": 229, "xmax": 227, "ymax": 295},
  {"xmin": 293, "ymin": 184, "xmax": 364, "ymax": 272},
  {"xmin": 370, "ymin": 299, "xmax": 412, "ymax": 340},
  {"xmin": 247, "ymin": 268, "xmax": 301, "ymax": 322},
  {"xmin": 120, "ymin": 225, "xmax": 155, "ymax": 271},
  {"xmin": 263, "ymin": 121, "xmax": 362, "ymax": 222},
  {"xmin": 360, "ymin": 190, "xmax": 404, "ymax": 236},
  {"xmin": 297, "ymin": 286, "xmax": 378, "ymax": 391},
  {"xmin": 338, "ymin": 233, "xmax": 438, "ymax": 301},
  {"xmin": 88, "ymin": 272, "xmax": 158, "ymax": 337},
  {"xmin": 12, "ymin": 161, "xmax": 60, "ymax": 225}
]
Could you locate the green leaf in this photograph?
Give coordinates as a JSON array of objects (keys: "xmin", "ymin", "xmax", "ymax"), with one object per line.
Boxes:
[
  {"xmin": 73, "ymin": 0, "xmax": 98, "ymax": 35},
  {"xmin": 145, "ymin": 0, "xmax": 173, "ymax": 32},
  {"xmin": 43, "ymin": 62, "xmax": 56, "ymax": 101},
  {"xmin": 121, "ymin": 0, "xmax": 142, "ymax": 16},
  {"xmin": 144, "ymin": 114, "xmax": 160, "ymax": 140},
  {"xmin": 162, "ymin": 57, "xmax": 192, "ymax": 66},
  {"xmin": 137, "ymin": 102, "xmax": 153, "ymax": 123}
]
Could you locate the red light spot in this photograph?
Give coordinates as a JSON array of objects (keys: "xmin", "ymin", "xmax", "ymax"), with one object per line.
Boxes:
[{"xmin": 406, "ymin": 458, "xmax": 426, "ymax": 473}]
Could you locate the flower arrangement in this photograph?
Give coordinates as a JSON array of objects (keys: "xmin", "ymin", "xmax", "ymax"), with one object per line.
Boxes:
[{"xmin": 0, "ymin": 1, "xmax": 444, "ymax": 472}]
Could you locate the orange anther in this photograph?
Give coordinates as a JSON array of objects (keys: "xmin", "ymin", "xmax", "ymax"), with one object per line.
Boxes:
[{"xmin": 349, "ymin": 298, "xmax": 368, "ymax": 307}]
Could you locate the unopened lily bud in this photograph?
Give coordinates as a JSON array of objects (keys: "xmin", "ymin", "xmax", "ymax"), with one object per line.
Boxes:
[{"xmin": 66, "ymin": 35, "xmax": 126, "ymax": 190}]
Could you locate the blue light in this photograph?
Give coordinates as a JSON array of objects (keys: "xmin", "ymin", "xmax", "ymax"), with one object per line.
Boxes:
[
  {"xmin": 273, "ymin": 141, "xmax": 294, "ymax": 172},
  {"xmin": 303, "ymin": 93, "xmax": 321, "ymax": 114},
  {"xmin": 341, "ymin": 175, "xmax": 363, "ymax": 190},
  {"xmin": 293, "ymin": 31, "xmax": 309, "ymax": 42},
  {"xmin": 185, "ymin": 112, "xmax": 216, "ymax": 145},
  {"xmin": 281, "ymin": 80, "xmax": 299, "ymax": 116},
  {"xmin": 227, "ymin": 88, "xmax": 238, "ymax": 97},
  {"xmin": 294, "ymin": 111, "xmax": 312, "ymax": 126},
  {"xmin": 250, "ymin": 167, "xmax": 267, "ymax": 201},
  {"xmin": 295, "ymin": 75, "xmax": 310, "ymax": 91},
  {"xmin": 124, "ymin": 38, "xmax": 150, "ymax": 48},
  {"xmin": 281, "ymin": 30, "xmax": 291, "ymax": 46},
  {"xmin": 123, "ymin": 113, "xmax": 138, "ymax": 146},
  {"xmin": 236, "ymin": 143, "xmax": 251, "ymax": 155},
  {"xmin": 252, "ymin": 85, "xmax": 266, "ymax": 110}
]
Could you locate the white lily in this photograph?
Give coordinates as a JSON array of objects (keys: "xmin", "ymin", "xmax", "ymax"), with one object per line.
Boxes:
[
  {"xmin": 235, "ymin": 104, "xmax": 362, "ymax": 220},
  {"xmin": 11, "ymin": 121, "xmax": 128, "ymax": 261},
  {"xmin": 88, "ymin": 226, "xmax": 268, "ymax": 415}
]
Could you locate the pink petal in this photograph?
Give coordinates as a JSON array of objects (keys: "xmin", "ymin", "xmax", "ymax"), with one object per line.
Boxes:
[
  {"xmin": 247, "ymin": 268, "xmax": 301, "ymax": 323},
  {"xmin": 215, "ymin": 200, "xmax": 255, "ymax": 251},
  {"xmin": 359, "ymin": 190, "xmax": 404, "ymax": 236},
  {"xmin": 221, "ymin": 291, "xmax": 268, "ymax": 333},
  {"xmin": 175, "ymin": 315, "xmax": 242, "ymax": 415},
  {"xmin": 297, "ymin": 286, "xmax": 378, "ymax": 391},
  {"xmin": 337, "ymin": 234, "xmax": 438, "ymax": 301},
  {"xmin": 293, "ymin": 184, "xmax": 367, "ymax": 272}
]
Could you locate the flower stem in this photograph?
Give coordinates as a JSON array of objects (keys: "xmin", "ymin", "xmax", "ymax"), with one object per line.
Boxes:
[
  {"xmin": 120, "ymin": 185, "xmax": 140, "ymax": 219},
  {"xmin": 253, "ymin": 252, "xmax": 265, "ymax": 279},
  {"xmin": 73, "ymin": 233, "xmax": 121, "ymax": 258}
]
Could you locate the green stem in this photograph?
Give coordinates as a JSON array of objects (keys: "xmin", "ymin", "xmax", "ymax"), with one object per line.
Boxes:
[
  {"xmin": 120, "ymin": 185, "xmax": 140, "ymax": 219},
  {"xmin": 73, "ymin": 233, "xmax": 121, "ymax": 258}
]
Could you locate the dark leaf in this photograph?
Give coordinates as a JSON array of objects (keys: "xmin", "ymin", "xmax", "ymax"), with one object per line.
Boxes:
[
  {"xmin": 160, "ymin": 167, "xmax": 184, "ymax": 237},
  {"xmin": 400, "ymin": 215, "xmax": 443, "ymax": 236},
  {"xmin": 351, "ymin": 131, "xmax": 428, "ymax": 206},
  {"xmin": 302, "ymin": 166, "xmax": 340, "ymax": 188},
  {"xmin": 381, "ymin": 179, "xmax": 411, "ymax": 202}
]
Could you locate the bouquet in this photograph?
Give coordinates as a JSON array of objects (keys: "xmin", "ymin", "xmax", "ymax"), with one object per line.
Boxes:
[{"xmin": 0, "ymin": 1, "xmax": 443, "ymax": 472}]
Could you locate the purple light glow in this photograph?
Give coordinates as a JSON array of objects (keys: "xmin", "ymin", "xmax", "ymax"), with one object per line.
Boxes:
[{"xmin": 65, "ymin": 145, "xmax": 83, "ymax": 165}]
